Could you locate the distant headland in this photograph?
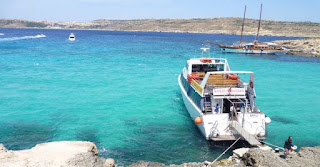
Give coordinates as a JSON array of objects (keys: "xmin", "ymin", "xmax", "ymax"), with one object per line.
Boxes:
[{"xmin": 1, "ymin": 17, "xmax": 319, "ymax": 37}]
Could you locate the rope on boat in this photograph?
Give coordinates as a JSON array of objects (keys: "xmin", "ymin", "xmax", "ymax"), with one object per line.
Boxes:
[
  {"xmin": 261, "ymin": 141, "xmax": 284, "ymax": 150},
  {"xmin": 212, "ymin": 137, "xmax": 241, "ymax": 163}
]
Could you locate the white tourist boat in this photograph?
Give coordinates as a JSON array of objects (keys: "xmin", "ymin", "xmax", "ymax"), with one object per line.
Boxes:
[
  {"xmin": 178, "ymin": 48, "xmax": 271, "ymax": 144},
  {"xmin": 69, "ymin": 33, "xmax": 75, "ymax": 41}
]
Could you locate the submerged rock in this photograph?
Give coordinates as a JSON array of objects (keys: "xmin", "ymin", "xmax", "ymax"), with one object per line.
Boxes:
[{"xmin": 0, "ymin": 141, "xmax": 108, "ymax": 167}]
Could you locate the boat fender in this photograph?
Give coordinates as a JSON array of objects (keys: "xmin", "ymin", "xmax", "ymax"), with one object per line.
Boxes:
[
  {"xmin": 257, "ymin": 126, "xmax": 265, "ymax": 137},
  {"xmin": 249, "ymin": 81, "xmax": 254, "ymax": 88},
  {"xmin": 194, "ymin": 117, "xmax": 202, "ymax": 124},
  {"xmin": 258, "ymin": 131, "xmax": 265, "ymax": 137},
  {"xmin": 265, "ymin": 116, "xmax": 271, "ymax": 125}
]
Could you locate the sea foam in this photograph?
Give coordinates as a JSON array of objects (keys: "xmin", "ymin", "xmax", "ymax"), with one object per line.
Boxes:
[{"xmin": 0, "ymin": 34, "xmax": 45, "ymax": 42}]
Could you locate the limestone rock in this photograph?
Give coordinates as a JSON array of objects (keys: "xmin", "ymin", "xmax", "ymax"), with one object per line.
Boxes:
[
  {"xmin": 233, "ymin": 148, "xmax": 250, "ymax": 158},
  {"xmin": 0, "ymin": 141, "xmax": 107, "ymax": 167},
  {"xmin": 105, "ymin": 158, "xmax": 115, "ymax": 167},
  {"xmin": 242, "ymin": 148, "xmax": 289, "ymax": 167},
  {"xmin": 129, "ymin": 161, "xmax": 166, "ymax": 167},
  {"xmin": 274, "ymin": 37, "xmax": 320, "ymax": 57}
]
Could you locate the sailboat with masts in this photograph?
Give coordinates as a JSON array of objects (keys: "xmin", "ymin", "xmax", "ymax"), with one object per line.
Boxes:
[{"xmin": 217, "ymin": 4, "xmax": 282, "ymax": 54}]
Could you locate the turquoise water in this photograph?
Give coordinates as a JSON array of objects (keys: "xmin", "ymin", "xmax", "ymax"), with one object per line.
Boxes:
[{"xmin": 0, "ymin": 28, "xmax": 319, "ymax": 165}]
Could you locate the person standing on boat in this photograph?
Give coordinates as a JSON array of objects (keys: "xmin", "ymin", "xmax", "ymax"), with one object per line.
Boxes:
[
  {"xmin": 284, "ymin": 136, "xmax": 294, "ymax": 160},
  {"xmin": 215, "ymin": 104, "xmax": 220, "ymax": 113}
]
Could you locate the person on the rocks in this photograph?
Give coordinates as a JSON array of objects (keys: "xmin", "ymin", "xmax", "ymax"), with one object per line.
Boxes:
[{"xmin": 284, "ymin": 136, "xmax": 294, "ymax": 160}]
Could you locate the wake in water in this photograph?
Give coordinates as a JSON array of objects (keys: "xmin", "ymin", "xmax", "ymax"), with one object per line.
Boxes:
[{"xmin": 0, "ymin": 34, "xmax": 46, "ymax": 42}]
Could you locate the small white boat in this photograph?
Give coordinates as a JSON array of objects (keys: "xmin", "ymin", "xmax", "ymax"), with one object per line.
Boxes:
[
  {"xmin": 36, "ymin": 34, "xmax": 46, "ymax": 38},
  {"xmin": 0, "ymin": 33, "xmax": 5, "ymax": 36},
  {"xmin": 69, "ymin": 33, "xmax": 75, "ymax": 41},
  {"xmin": 178, "ymin": 48, "xmax": 271, "ymax": 145}
]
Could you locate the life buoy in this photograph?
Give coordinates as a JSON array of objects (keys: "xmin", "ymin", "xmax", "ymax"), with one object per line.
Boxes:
[
  {"xmin": 227, "ymin": 74, "xmax": 240, "ymax": 80},
  {"xmin": 187, "ymin": 74, "xmax": 199, "ymax": 83},
  {"xmin": 200, "ymin": 57, "xmax": 212, "ymax": 63},
  {"xmin": 249, "ymin": 81, "xmax": 254, "ymax": 88}
]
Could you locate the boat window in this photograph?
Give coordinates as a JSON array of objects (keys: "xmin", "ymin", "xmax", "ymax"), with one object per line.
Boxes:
[
  {"xmin": 192, "ymin": 65, "xmax": 201, "ymax": 72},
  {"xmin": 192, "ymin": 64, "xmax": 224, "ymax": 72}
]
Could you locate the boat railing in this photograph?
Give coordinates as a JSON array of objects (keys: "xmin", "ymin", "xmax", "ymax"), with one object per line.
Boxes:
[
  {"xmin": 200, "ymin": 71, "xmax": 254, "ymax": 88},
  {"xmin": 209, "ymin": 120, "xmax": 220, "ymax": 138}
]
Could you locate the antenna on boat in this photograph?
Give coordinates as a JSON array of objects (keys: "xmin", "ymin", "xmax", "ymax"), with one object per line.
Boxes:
[
  {"xmin": 256, "ymin": 4, "xmax": 262, "ymax": 41},
  {"xmin": 240, "ymin": 5, "xmax": 246, "ymax": 44},
  {"xmin": 200, "ymin": 47, "xmax": 210, "ymax": 57}
]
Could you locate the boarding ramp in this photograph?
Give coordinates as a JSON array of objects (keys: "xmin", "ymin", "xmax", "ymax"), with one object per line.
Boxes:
[{"xmin": 229, "ymin": 121, "xmax": 261, "ymax": 145}]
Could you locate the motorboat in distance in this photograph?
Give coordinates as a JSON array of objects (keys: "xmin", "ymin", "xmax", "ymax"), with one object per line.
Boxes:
[{"xmin": 69, "ymin": 33, "xmax": 75, "ymax": 41}]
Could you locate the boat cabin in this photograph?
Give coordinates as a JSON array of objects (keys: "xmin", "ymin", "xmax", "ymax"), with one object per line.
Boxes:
[{"xmin": 182, "ymin": 58, "xmax": 258, "ymax": 117}]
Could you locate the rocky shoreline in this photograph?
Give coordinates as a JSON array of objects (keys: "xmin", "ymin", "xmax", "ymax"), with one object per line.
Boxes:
[
  {"xmin": 273, "ymin": 37, "xmax": 320, "ymax": 57},
  {"xmin": 1, "ymin": 141, "xmax": 320, "ymax": 167},
  {"xmin": 1, "ymin": 18, "xmax": 320, "ymax": 37}
]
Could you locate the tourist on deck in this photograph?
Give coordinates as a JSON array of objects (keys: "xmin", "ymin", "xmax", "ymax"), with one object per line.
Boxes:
[
  {"xmin": 215, "ymin": 104, "xmax": 220, "ymax": 113},
  {"xmin": 284, "ymin": 136, "xmax": 294, "ymax": 160}
]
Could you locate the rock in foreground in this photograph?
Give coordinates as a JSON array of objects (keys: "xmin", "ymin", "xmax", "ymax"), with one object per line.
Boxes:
[
  {"xmin": 129, "ymin": 146, "xmax": 320, "ymax": 167},
  {"xmin": 242, "ymin": 146, "xmax": 320, "ymax": 167},
  {"xmin": 0, "ymin": 141, "xmax": 110, "ymax": 167},
  {"xmin": 1, "ymin": 141, "xmax": 319, "ymax": 167}
]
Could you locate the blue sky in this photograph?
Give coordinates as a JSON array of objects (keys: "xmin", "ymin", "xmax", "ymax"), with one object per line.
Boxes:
[{"xmin": 0, "ymin": 0, "xmax": 319, "ymax": 22}]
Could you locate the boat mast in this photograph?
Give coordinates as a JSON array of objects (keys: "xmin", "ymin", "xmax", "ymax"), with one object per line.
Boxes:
[
  {"xmin": 240, "ymin": 5, "xmax": 246, "ymax": 44},
  {"xmin": 256, "ymin": 4, "xmax": 262, "ymax": 41}
]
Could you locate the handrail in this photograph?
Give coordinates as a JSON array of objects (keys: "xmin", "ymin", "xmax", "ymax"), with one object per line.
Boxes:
[
  {"xmin": 201, "ymin": 71, "xmax": 254, "ymax": 88},
  {"xmin": 209, "ymin": 120, "xmax": 220, "ymax": 138}
]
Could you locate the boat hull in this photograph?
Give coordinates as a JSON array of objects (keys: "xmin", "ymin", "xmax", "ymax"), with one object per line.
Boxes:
[
  {"xmin": 220, "ymin": 48, "xmax": 277, "ymax": 54},
  {"xmin": 178, "ymin": 74, "xmax": 267, "ymax": 141},
  {"xmin": 178, "ymin": 74, "xmax": 207, "ymax": 138}
]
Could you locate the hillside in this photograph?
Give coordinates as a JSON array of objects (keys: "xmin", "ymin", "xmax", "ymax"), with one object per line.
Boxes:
[{"xmin": 0, "ymin": 18, "xmax": 319, "ymax": 37}]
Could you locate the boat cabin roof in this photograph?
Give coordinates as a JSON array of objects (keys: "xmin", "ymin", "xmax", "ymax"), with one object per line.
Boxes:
[{"xmin": 186, "ymin": 58, "xmax": 230, "ymax": 73}]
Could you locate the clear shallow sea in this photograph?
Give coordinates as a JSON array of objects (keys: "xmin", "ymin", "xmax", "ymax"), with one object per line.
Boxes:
[{"xmin": 0, "ymin": 28, "xmax": 319, "ymax": 165}]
